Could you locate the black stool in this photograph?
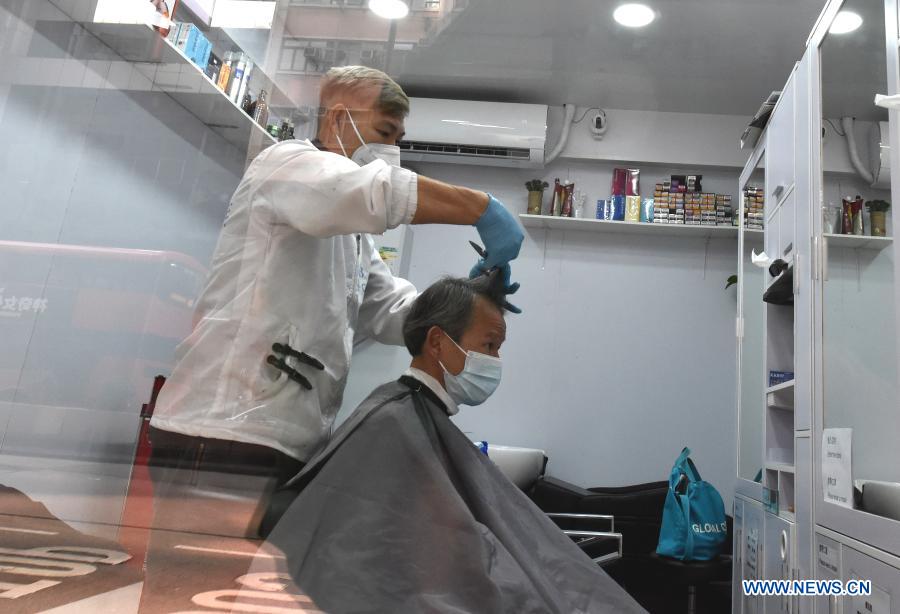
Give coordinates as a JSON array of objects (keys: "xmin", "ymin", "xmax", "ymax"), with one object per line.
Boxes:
[{"xmin": 649, "ymin": 553, "xmax": 732, "ymax": 614}]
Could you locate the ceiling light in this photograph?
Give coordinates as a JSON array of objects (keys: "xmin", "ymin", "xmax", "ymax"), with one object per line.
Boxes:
[
  {"xmin": 829, "ymin": 11, "xmax": 863, "ymax": 34},
  {"xmin": 368, "ymin": 0, "xmax": 409, "ymax": 20},
  {"xmin": 613, "ymin": 3, "xmax": 655, "ymax": 28}
]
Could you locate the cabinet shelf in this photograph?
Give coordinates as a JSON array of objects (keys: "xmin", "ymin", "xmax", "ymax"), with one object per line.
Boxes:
[
  {"xmin": 519, "ymin": 215, "xmax": 739, "ymax": 239},
  {"xmin": 767, "ymin": 462, "xmax": 796, "ymax": 474},
  {"xmin": 766, "ymin": 380, "xmax": 795, "ymax": 394},
  {"xmin": 825, "ymin": 233, "xmax": 893, "ymax": 251},
  {"xmin": 779, "ymin": 510, "xmax": 796, "ymax": 522},
  {"xmin": 767, "ymin": 386, "xmax": 794, "ymax": 411}
]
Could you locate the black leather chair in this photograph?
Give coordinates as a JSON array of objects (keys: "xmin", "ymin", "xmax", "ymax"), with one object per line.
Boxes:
[{"xmin": 528, "ymin": 476, "xmax": 732, "ymax": 614}]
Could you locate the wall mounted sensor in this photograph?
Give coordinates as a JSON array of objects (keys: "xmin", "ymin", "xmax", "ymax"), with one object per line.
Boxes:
[{"xmin": 589, "ymin": 109, "xmax": 608, "ymax": 140}]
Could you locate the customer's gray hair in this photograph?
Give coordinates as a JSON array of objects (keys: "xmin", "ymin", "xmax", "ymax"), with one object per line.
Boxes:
[
  {"xmin": 320, "ymin": 65, "xmax": 410, "ymax": 118},
  {"xmin": 403, "ymin": 271, "xmax": 506, "ymax": 356}
]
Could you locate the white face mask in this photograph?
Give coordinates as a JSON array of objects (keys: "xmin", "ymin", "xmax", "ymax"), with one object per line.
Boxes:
[
  {"xmin": 335, "ymin": 109, "xmax": 402, "ymax": 167},
  {"xmin": 439, "ymin": 334, "xmax": 502, "ymax": 406}
]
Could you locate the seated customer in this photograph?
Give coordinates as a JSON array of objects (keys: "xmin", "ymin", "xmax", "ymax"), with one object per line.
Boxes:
[{"xmin": 261, "ymin": 272, "xmax": 646, "ymax": 614}]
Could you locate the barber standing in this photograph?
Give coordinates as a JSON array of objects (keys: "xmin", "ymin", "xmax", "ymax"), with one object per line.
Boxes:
[{"xmin": 145, "ymin": 66, "xmax": 523, "ymax": 538}]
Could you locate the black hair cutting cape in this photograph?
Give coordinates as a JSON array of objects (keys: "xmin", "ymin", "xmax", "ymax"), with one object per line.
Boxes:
[{"xmin": 259, "ymin": 377, "xmax": 647, "ymax": 614}]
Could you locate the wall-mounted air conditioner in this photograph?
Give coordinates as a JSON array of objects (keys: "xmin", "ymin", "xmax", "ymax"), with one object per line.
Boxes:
[{"xmin": 400, "ymin": 98, "xmax": 548, "ymax": 168}]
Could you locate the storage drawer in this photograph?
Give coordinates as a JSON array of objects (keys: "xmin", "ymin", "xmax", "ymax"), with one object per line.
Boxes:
[{"xmin": 841, "ymin": 546, "xmax": 900, "ymax": 613}]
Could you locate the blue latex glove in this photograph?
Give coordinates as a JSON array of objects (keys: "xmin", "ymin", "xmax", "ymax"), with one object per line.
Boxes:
[
  {"xmin": 474, "ymin": 194, "xmax": 524, "ymax": 270},
  {"xmin": 469, "ymin": 260, "xmax": 522, "ymax": 314},
  {"xmin": 469, "ymin": 260, "xmax": 520, "ymax": 295}
]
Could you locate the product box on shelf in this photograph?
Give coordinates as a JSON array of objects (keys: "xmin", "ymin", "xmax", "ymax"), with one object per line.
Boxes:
[
  {"xmin": 768, "ymin": 370, "xmax": 795, "ymax": 386},
  {"xmin": 173, "ymin": 23, "xmax": 212, "ymax": 69}
]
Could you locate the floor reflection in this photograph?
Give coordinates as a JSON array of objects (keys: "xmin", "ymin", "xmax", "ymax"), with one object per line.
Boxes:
[{"xmin": 0, "ymin": 480, "xmax": 317, "ymax": 613}]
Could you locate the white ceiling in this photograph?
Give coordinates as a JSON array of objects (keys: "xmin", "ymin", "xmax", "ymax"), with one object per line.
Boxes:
[{"xmin": 395, "ymin": 0, "xmax": 831, "ymax": 116}]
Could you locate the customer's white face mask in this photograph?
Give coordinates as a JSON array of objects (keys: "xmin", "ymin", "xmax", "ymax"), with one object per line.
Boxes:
[
  {"xmin": 335, "ymin": 108, "xmax": 402, "ymax": 167},
  {"xmin": 439, "ymin": 333, "xmax": 503, "ymax": 406}
]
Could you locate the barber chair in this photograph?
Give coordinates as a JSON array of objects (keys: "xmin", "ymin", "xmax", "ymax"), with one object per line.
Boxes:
[
  {"xmin": 528, "ymin": 476, "xmax": 732, "ymax": 614},
  {"xmin": 479, "ymin": 445, "xmax": 624, "ymax": 565}
]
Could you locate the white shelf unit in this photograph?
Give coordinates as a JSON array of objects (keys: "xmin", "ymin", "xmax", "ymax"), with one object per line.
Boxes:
[
  {"xmin": 45, "ymin": 1, "xmax": 287, "ymax": 154},
  {"xmin": 518, "ymin": 214, "xmax": 739, "ymax": 238}
]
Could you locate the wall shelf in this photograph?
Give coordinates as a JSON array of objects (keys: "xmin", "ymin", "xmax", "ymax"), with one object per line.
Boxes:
[
  {"xmin": 825, "ymin": 233, "xmax": 893, "ymax": 251},
  {"xmin": 519, "ymin": 214, "xmax": 739, "ymax": 239},
  {"xmin": 90, "ymin": 23, "xmax": 276, "ymax": 153},
  {"xmin": 44, "ymin": 0, "xmax": 281, "ymax": 154}
]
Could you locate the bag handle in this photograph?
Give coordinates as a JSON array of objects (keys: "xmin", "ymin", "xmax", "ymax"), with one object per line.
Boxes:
[
  {"xmin": 678, "ymin": 489, "xmax": 695, "ymax": 560},
  {"xmin": 684, "ymin": 457, "xmax": 702, "ymax": 482},
  {"xmin": 675, "ymin": 447, "xmax": 702, "ymax": 483}
]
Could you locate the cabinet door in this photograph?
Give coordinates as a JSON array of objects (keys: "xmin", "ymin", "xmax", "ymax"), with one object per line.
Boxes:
[
  {"xmin": 765, "ymin": 69, "xmax": 797, "ymax": 207},
  {"xmin": 744, "ymin": 500, "xmax": 766, "ymax": 614},
  {"xmin": 841, "ymin": 547, "xmax": 900, "ymax": 614},
  {"xmin": 735, "ymin": 499, "xmax": 745, "ymax": 614},
  {"xmin": 765, "ymin": 189, "xmax": 798, "ymax": 279},
  {"xmin": 796, "ymin": 437, "xmax": 813, "ymax": 577},
  {"xmin": 815, "ymin": 0, "xmax": 900, "ymax": 558},
  {"xmin": 764, "ymin": 513, "xmax": 794, "ymax": 614},
  {"xmin": 814, "ymin": 534, "xmax": 842, "ymax": 614}
]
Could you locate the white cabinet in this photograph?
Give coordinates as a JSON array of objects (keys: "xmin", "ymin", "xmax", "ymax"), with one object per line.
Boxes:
[{"xmin": 738, "ymin": 4, "xmax": 900, "ymax": 610}]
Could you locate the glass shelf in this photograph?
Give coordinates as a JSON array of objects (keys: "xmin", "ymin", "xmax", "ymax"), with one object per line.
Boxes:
[{"xmin": 45, "ymin": 0, "xmax": 286, "ymax": 154}]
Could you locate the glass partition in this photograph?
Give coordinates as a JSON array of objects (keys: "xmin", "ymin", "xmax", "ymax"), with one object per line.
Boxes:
[
  {"xmin": 739, "ymin": 154, "xmax": 766, "ymax": 485},
  {"xmin": 820, "ymin": 0, "xmax": 899, "ymax": 521}
]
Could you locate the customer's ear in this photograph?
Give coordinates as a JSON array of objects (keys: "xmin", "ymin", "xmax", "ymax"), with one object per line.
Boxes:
[{"xmin": 423, "ymin": 325, "xmax": 444, "ymax": 362}]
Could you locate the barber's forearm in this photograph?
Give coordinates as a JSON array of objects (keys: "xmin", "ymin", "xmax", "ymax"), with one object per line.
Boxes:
[{"xmin": 412, "ymin": 175, "xmax": 489, "ymax": 225}]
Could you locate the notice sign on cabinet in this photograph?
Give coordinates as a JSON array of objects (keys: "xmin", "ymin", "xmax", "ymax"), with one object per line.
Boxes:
[{"xmin": 822, "ymin": 428, "xmax": 853, "ymax": 509}]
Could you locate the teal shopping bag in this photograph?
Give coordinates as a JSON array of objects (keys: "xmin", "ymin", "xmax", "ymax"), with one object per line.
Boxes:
[{"xmin": 656, "ymin": 447, "xmax": 727, "ymax": 561}]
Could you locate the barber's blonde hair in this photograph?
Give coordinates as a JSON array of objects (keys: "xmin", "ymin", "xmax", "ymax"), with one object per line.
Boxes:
[{"xmin": 320, "ymin": 66, "xmax": 410, "ymax": 118}]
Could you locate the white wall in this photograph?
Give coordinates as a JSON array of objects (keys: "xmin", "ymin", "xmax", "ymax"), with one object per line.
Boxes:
[
  {"xmin": 548, "ymin": 105, "xmax": 871, "ymax": 178},
  {"xmin": 344, "ymin": 158, "xmax": 742, "ymax": 509}
]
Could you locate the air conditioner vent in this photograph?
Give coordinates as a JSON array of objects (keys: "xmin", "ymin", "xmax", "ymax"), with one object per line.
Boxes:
[
  {"xmin": 400, "ymin": 98, "xmax": 547, "ymax": 168},
  {"xmin": 400, "ymin": 140, "xmax": 531, "ymax": 160}
]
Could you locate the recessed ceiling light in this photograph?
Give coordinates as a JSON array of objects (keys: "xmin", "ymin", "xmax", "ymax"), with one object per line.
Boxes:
[
  {"xmin": 368, "ymin": 0, "xmax": 409, "ymax": 20},
  {"xmin": 829, "ymin": 11, "xmax": 863, "ymax": 34},
  {"xmin": 613, "ymin": 3, "xmax": 655, "ymax": 28}
]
